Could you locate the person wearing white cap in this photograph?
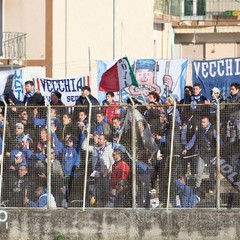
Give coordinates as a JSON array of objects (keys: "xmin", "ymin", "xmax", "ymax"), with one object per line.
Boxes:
[
  {"xmin": 15, "ymin": 122, "xmax": 26, "ymax": 143},
  {"xmin": 205, "ymin": 87, "xmax": 225, "ymax": 125}
]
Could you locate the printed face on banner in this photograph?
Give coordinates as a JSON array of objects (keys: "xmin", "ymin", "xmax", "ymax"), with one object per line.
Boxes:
[
  {"xmin": 98, "ymin": 59, "xmax": 188, "ymax": 104},
  {"xmin": 129, "ymin": 59, "xmax": 160, "ymax": 97}
]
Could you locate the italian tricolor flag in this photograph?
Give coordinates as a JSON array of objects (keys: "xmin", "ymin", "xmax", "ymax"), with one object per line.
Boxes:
[{"xmin": 99, "ymin": 57, "xmax": 138, "ymax": 92}]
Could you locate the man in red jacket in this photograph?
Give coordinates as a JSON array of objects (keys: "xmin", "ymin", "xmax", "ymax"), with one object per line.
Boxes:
[
  {"xmin": 101, "ymin": 92, "xmax": 121, "ymax": 124},
  {"xmin": 109, "ymin": 149, "xmax": 130, "ymax": 207}
]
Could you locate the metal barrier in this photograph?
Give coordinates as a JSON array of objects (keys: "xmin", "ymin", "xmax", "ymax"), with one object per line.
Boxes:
[{"xmin": 0, "ymin": 102, "xmax": 239, "ymax": 210}]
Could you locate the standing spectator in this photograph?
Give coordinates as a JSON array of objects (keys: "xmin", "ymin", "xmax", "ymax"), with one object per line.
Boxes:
[
  {"xmin": 7, "ymin": 164, "xmax": 33, "ymax": 207},
  {"xmin": 101, "ymin": 92, "xmax": 120, "ymax": 124},
  {"xmin": 73, "ymin": 86, "xmax": 99, "ymax": 122},
  {"xmin": 17, "ymin": 110, "xmax": 34, "ymax": 136},
  {"xmin": 225, "ymin": 83, "xmax": 240, "ymax": 143},
  {"xmin": 164, "ymin": 97, "xmax": 182, "ymax": 204},
  {"xmin": 23, "ymin": 80, "xmax": 45, "ymax": 107},
  {"xmin": 92, "ymin": 111, "xmax": 112, "ymax": 139},
  {"xmin": 190, "ymin": 83, "xmax": 208, "ymax": 126},
  {"xmin": 109, "ymin": 149, "xmax": 130, "ymax": 207},
  {"xmin": 60, "ymin": 113, "xmax": 79, "ymax": 141},
  {"xmin": 9, "ymin": 152, "xmax": 27, "ymax": 174},
  {"xmin": 111, "ymin": 116, "xmax": 123, "ymax": 146},
  {"xmin": 34, "ymin": 148, "xmax": 64, "ymax": 207},
  {"xmin": 179, "ymin": 85, "xmax": 193, "ymax": 124},
  {"xmin": 90, "ymin": 134, "xmax": 114, "ymax": 207},
  {"xmin": 4, "ymin": 91, "xmax": 22, "ymax": 131},
  {"xmin": 50, "ymin": 91, "xmax": 64, "ymax": 106},
  {"xmin": 50, "ymin": 91, "xmax": 67, "ymax": 119},
  {"xmin": 205, "ymin": 87, "xmax": 225, "ymax": 126},
  {"xmin": 23, "ymin": 80, "xmax": 45, "ymax": 124},
  {"xmin": 182, "ymin": 117, "xmax": 217, "ymax": 194}
]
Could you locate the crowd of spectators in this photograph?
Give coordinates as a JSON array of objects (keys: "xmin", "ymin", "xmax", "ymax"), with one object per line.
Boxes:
[{"xmin": 0, "ymin": 80, "xmax": 240, "ymax": 209}]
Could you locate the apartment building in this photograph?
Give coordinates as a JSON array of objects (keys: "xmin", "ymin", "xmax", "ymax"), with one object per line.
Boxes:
[
  {"xmin": 1, "ymin": 0, "xmax": 155, "ymax": 82},
  {"xmin": 154, "ymin": 0, "xmax": 240, "ymax": 60},
  {"xmin": 1, "ymin": 0, "xmax": 239, "ymax": 84}
]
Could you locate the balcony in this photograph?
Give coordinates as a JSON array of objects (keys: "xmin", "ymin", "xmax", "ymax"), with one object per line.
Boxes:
[
  {"xmin": 154, "ymin": 0, "xmax": 240, "ymax": 21},
  {"xmin": 1, "ymin": 32, "xmax": 27, "ymax": 66}
]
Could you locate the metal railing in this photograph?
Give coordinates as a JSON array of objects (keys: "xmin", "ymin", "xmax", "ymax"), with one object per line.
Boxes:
[
  {"xmin": 2, "ymin": 32, "xmax": 27, "ymax": 64},
  {"xmin": 0, "ymin": 102, "xmax": 239, "ymax": 210},
  {"xmin": 154, "ymin": 0, "xmax": 240, "ymax": 21}
]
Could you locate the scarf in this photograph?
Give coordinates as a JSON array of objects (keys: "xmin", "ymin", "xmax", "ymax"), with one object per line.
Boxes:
[{"xmin": 25, "ymin": 89, "xmax": 36, "ymax": 105}]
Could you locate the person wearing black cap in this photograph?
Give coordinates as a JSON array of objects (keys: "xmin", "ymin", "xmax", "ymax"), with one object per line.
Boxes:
[
  {"xmin": 73, "ymin": 86, "xmax": 99, "ymax": 122},
  {"xmin": 50, "ymin": 91, "xmax": 67, "ymax": 119},
  {"xmin": 50, "ymin": 91, "xmax": 64, "ymax": 106}
]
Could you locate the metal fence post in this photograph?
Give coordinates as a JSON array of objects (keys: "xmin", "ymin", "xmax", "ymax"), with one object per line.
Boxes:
[
  {"xmin": 131, "ymin": 104, "xmax": 137, "ymax": 210},
  {"xmin": 215, "ymin": 97, "xmax": 221, "ymax": 209},
  {"xmin": 166, "ymin": 94, "xmax": 176, "ymax": 210},
  {"xmin": 82, "ymin": 96, "xmax": 92, "ymax": 211},
  {"xmin": 0, "ymin": 96, "xmax": 7, "ymax": 204},
  {"xmin": 46, "ymin": 102, "xmax": 52, "ymax": 209}
]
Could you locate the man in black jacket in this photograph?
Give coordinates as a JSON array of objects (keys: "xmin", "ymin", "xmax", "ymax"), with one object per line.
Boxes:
[
  {"xmin": 23, "ymin": 80, "xmax": 45, "ymax": 107},
  {"xmin": 73, "ymin": 86, "xmax": 99, "ymax": 122}
]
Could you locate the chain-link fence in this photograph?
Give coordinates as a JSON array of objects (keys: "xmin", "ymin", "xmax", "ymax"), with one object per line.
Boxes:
[{"xmin": 0, "ymin": 99, "xmax": 240, "ymax": 209}]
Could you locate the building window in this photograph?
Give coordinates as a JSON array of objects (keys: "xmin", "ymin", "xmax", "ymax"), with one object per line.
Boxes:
[{"xmin": 184, "ymin": 0, "xmax": 205, "ymax": 16}]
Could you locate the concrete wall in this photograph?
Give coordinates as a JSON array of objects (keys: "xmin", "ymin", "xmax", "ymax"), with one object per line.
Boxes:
[{"xmin": 0, "ymin": 209, "xmax": 239, "ymax": 240}]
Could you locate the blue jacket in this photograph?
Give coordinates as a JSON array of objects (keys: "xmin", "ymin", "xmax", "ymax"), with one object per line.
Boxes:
[
  {"xmin": 61, "ymin": 146, "xmax": 80, "ymax": 177},
  {"xmin": 175, "ymin": 180, "xmax": 198, "ymax": 208},
  {"xmin": 27, "ymin": 189, "xmax": 56, "ymax": 208},
  {"xmin": 95, "ymin": 117, "xmax": 110, "ymax": 135},
  {"xmin": 53, "ymin": 132, "xmax": 80, "ymax": 176}
]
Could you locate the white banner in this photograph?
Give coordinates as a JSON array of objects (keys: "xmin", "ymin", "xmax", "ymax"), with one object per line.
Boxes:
[
  {"xmin": 0, "ymin": 67, "xmax": 45, "ymax": 101},
  {"xmin": 35, "ymin": 75, "xmax": 90, "ymax": 106},
  {"xmin": 97, "ymin": 58, "xmax": 188, "ymax": 103}
]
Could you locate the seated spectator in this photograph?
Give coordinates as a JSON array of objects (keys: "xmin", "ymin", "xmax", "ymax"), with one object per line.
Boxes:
[
  {"xmin": 24, "ymin": 185, "xmax": 57, "ymax": 208},
  {"xmin": 101, "ymin": 92, "xmax": 121, "ymax": 124},
  {"xmin": 175, "ymin": 176, "xmax": 200, "ymax": 208}
]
